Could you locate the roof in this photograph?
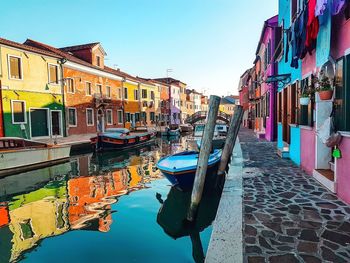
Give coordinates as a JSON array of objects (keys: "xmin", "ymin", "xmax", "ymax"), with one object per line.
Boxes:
[
  {"xmin": 153, "ymin": 77, "xmax": 186, "ymax": 86},
  {"xmin": 24, "ymin": 39, "xmax": 123, "ymax": 78},
  {"xmin": 0, "ymin": 37, "xmax": 61, "ymax": 59},
  {"xmin": 59, "ymin": 42, "xmax": 100, "ymax": 52},
  {"xmin": 255, "ymin": 15, "xmax": 278, "ymax": 56}
]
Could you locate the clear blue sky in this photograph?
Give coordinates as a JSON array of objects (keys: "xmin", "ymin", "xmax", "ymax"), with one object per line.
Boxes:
[{"xmin": 1, "ymin": 0, "xmax": 277, "ymax": 96}]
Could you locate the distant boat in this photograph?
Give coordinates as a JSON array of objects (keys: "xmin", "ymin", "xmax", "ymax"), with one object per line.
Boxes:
[
  {"xmin": 193, "ymin": 124, "xmax": 228, "ymax": 149},
  {"xmin": 0, "ymin": 137, "xmax": 71, "ymax": 177},
  {"xmin": 161, "ymin": 128, "xmax": 180, "ymax": 137},
  {"xmin": 179, "ymin": 124, "xmax": 193, "ymax": 133},
  {"xmin": 91, "ymin": 128, "xmax": 157, "ymax": 152},
  {"xmin": 156, "ymin": 149, "xmax": 222, "ymax": 189}
]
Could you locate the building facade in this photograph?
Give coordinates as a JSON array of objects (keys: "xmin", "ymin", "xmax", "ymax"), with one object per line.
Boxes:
[{"xmin": 0, "ymin": 38, "xmax": 64, "ymax": 139}]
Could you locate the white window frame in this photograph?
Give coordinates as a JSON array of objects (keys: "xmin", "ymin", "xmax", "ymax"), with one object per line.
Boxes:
[
  {"xmin": 86, "ymin": 108, "xmax": 94, "ymax": 126},
  {"xmin": 106, "ymin": 86, "xmax": 111, "ymax": 98},
  {"xmin": 118, "ymin": 88, "xmax": 122, "ymax": 99},
  {"xmin": 117, "ymin": 110, "xmax": 123, "ymax": 124},
  {"xmin": 106, "ymin": 109, "xmax": 113, "ymax": 125},
  {"xmin": 7, "ymin": 55, "xmax": 23, "ymax": 80},
  {"xmin": 66, "ymin": 78, "xmax": 75, "ymax": 93},
  {"xmin": 96, "ymin": 55, "xmax": 101, "ymax": 67},
  {"xmin": 96, "ymin": 84, "xmax": 103, "ymax": 95},
  {"xmin": 68, "ymin": 107, "xmax": 77, "ymax": 127},
  {"xmin": 50, "ymin": 110, "xmax": 63, "ymax": 137},
  {"xmin": 48, "ymin": 63, "xmax": 59, "ymax": 85},
  {"xmin": 85, "ymin": 81, "xmax": 92, "ymax": 96},
  {"xmin": 11, "ymin": 100, "xmax": 27, "ymax": 124},
  {"xmin": 134, "ymin": 89, "xmax": 139, "ymax": 100},
  {"xmin": 124, "ymin": 87, "xmax": 128, "ymax": 100}
]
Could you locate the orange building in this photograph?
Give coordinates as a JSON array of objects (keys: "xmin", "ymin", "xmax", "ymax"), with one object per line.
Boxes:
[
  {"xmin": 0, "ymin": 205, "xmax": 9, "ymax": 228},
  {"xmin": 24, "ymin": 39, "xmax": 124, "ymax": 135},
  {"xmin": 67, "ymin": 171, "xmax": 128, "ymax": 232}
]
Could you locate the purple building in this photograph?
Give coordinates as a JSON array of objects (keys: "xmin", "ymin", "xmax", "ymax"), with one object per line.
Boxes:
[{"xmin": 253, "ymin": 15, "xmax": 279, "ymax": 141}]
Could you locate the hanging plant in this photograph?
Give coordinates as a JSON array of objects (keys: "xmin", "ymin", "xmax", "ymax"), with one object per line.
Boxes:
[{"xmin": 315, "ymin": 72, "xmax": 334, "ymax": 100}]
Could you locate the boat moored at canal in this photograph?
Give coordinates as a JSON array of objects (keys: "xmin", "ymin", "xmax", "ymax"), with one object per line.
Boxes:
[
  {"xmin": 91, "ymin": 128, "xmax": 157, "ymax": 151},
  {"xmin": 0, "ymin": 137, "xmax": 71, "ymax": 177},
  {"xmin": 156, "ymin": 149, "xmax": 222, "ymax": 190}
]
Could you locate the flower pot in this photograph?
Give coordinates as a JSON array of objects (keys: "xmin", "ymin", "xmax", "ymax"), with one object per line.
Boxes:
[
  {"xmin": 319, "ymin": 90, "xmax": 333, "ymax": 100},
  {"xmin": 300, "ymin": 97, "xmax": 310, "ymax": 105}
]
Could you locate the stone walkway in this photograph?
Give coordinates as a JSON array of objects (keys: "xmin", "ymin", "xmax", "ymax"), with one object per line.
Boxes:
[{"xmin": 239, "ymin": 128, "xmax": 350, "ymax": 263}]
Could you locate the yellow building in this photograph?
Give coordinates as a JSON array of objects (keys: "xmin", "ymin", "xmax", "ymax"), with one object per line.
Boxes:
[
  {"xmin": 138, "ymin": 79, "xmax": 156, "ymax": 126},
  {"xmin": 0, "ymin": 38, "xmax": 64, "ymax": 139},
  {"xmin": 220, "ymin": 97, "xmax": 236, "ymax": 115},
  {"xmin": 180, "ymin": 85, "xmax": 188, "ymax": 124},
  {"xmin": 121, "ymin": 72, "xmax": 141, "ymax": 129}
]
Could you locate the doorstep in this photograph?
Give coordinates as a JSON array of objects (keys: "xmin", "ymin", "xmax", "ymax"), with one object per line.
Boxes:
[
  {"xmin": 277, "ymin": 147, "xmax": 290, "ymax": 159},
  {"xmin": 313, "ymin": 169, "xmax": 336, "ymax": 193}
]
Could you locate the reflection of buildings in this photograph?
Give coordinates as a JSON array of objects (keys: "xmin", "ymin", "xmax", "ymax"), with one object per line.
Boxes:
[
  {"xmin": 68, "ymin": 171, "xmax": 128, "ymax": 232},
  {"xmin": 3, "ymin": 180, "xmax": 69, "ymax": 262}
]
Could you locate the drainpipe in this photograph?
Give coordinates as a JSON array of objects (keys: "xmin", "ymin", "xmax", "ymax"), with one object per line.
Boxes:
[{"xmin": 58, "ymin": 58, "xmax": 68, "ymax": 137}]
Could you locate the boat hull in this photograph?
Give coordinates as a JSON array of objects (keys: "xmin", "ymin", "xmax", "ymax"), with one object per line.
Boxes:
[
  {"xmin": 159, "ymin": 163, "xmax": 219, "ymax": 191},
  {"xmin": 93, "ymin": 133, "xmax": 156, "ymax": 151},
  {"xmin": 0, "ymin": 146, "xmax": 71, "ymax": 177}
]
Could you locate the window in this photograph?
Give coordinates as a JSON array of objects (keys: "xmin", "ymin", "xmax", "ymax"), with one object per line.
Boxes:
[
  {"xmin": 8, "ymin": 55, "xmax": 22, "ymax": 79},
  {"xmin": 141, "ymin": 112, "xmax": 146, "ymax": 121},
  {"xmin": 86, "ymin": 108, "xmax": 94, "ymax": 126},
  {"xmin": 299, "ymin": 78, "xmax": 314, "ymax": 127},
  {"xmin": 96, "ymin": 84, "xmax": 102, "ymax": 95},
  {"xmin": 124, "ymin": 87, "xmax": 128, "ymax": 99},
  {"xmin": 134, "ymin": 90, "xmax": 139, "ymax": 100},
  {"xmin": 151, "ymin": 91, "xmax": 155, "ymax": 100},
  {"xmin": 117, "ymin": 110, "xmax": 123, "ymax": 124},
  {"xmin": 68, "ymin": 108, "xmax": 77, "ymax": 126},
  {"xmin": 96, "ymin": 56, "xmax": 101, "ymax": 67},
  {"xmin": 142, "ymin": 89, "xmax": 147, "ymax": 99},
  {"xmin": 125, "ymin": 112, "xmax": 131, "ymax": 122},
  {"xmin": 49, "ymin": 64, "xmax": 59, "ymax": 84},
  {"xmin": 150, "ymin": 112, "xmax": 155, "ymax": 121},
  {"xmin": 11, "ymin": 100, "xmax": 26, "ymax": 124},
  {"xmin": 118, "ymin": 88, "xmax": 122, "ymax": 99},
  {"xmin": 275, "ymin": 23, "xmax": 283, "ymax": 61},
  {"xmin": 86, "ymin": 82, "xmax": 92, "ymax": 95},
  {"xmin": 173, "ymin": 113, "xmax": 177, "ymax": 120},
  {"xmin": 334, "ymin": 56, "xmax": 350, "ymax": 131},
  {"xmin": 106, "ymin": 109, "xmax": 113, "ymax": 125},
  {"xmin": 67, "ymin": 78, "xmax": 75, "ymax": 93},
  {"xmin": 135, "ymin": 112, "xmax": 140, "ymax": 122},
  {"xmin": 106, "ymin": 86, "xmax": 111, "ymax": 98}
]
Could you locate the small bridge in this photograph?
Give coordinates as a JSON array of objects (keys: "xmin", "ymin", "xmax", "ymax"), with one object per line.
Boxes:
[{"xmin": 185, "ymin": 111, "xmax": 231, "ymax": 125}]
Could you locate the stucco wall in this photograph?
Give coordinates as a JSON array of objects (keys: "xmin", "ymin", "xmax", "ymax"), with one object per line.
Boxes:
[
  {"xmin": 336, "ymin": 136, "xmax": 350, "ymax": 204},
  {"xmin": 300, "ymin": 127, "xmax": 316, "ymax": 175}
]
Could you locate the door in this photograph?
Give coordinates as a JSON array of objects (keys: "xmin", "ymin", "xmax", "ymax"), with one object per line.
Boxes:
[
  {"xmin": 282, "ymin": 88, "xmax": 289, "ymax": 144},
  {"xmin": 51, "ymin": 111, "xmax": 62, "ymax": 136},
  {"xmin": 30, "ymin": 109, "xmax": 49, "ymax": 138},
  {"xmin": 130, "ymin": 114, "xmax": 135, "ymax": 127}
]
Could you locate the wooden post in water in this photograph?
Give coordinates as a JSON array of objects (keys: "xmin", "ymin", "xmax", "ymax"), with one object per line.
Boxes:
[
  {"xmin": 187, "ymin": 95, "xmax": 221, "ymax": 222},
  {"xmin": 217, "ymin": 105, "xmax": 244, "ymax": 176}
]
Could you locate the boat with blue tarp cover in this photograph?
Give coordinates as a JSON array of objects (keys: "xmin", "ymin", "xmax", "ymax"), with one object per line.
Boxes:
[
  {"xmin": 156, "ymin": 149, "xmax": 222, "ymax": 189},
  {"xmin": 90, "ymin": 128, "xmax": 157, "ymax": 151}
]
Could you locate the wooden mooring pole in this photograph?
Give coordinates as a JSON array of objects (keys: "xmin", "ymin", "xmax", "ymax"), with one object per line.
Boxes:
[
  {"xmin": 217, "ymin": 105, "xmax": 244, "ymax": 176},
  {"xmin": 187, "ymin": 95, "xmax": 221, "ymax": 222}
]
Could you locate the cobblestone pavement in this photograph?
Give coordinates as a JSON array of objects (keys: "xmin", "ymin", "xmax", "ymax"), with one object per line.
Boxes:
[{"xmin": 239, "ymin": 128, "xmax": 350, "ymax": 263}]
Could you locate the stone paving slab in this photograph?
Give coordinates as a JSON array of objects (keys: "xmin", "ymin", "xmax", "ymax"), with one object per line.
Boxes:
[{"xmin": 239, "ymin": 128, "xmax": 350, "ymax": 263}]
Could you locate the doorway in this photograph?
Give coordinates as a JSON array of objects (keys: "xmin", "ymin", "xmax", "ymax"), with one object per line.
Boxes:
[
  {"xmin": 51, "ymin": 110, "xmax": 63, "ymax": 137},
  {"xmin": 97, "ymin": 109, "xmax": 105, "ymax": 133}
]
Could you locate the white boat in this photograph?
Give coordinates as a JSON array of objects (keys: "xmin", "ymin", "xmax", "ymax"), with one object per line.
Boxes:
[
  {"xmin": 0, "ymin": 137, "xmax": 71, "ymax": 177},
  {"xmin": 193, "ymin": 124, "xmax": 228, "ymax": 149}
]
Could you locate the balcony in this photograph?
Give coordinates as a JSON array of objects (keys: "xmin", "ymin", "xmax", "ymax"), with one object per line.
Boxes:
[{"xmin": 93, "ymin": 93, "xmax": 112, "ymax": 108}]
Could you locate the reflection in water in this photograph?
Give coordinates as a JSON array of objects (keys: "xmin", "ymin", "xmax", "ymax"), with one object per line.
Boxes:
[
  {"xmin": 0, "ymin": 136, "xmax": 215, "ymax": 263},
  {"xmin": 156, "ymin": 176, "xmax": 224, "ymax": 263}
]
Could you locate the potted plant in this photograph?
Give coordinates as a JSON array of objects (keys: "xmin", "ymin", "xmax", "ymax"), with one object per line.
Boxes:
[
  {"xmin": 317, "ymin": 75, "xmax": 334, "ymax": 100},
  {"xmin": 300, "ymin": 92, "xmax": 310, "ymax": 105}
]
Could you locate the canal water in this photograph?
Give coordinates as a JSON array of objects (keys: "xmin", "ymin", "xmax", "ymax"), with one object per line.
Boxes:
[{"xmin": 0, "ymin": 137, "xmax": 223, "ymax": 263}]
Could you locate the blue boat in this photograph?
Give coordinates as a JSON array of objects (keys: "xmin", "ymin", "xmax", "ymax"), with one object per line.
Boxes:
[{"xmin": 156, "ymin": 149, "xmax": 222, "ymax": 189}]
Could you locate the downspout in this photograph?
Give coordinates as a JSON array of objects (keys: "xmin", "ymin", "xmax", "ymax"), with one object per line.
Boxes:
[
  {"xmin": 58, "ymin": 58, "xmax": 67, "ymax": 137},
  {"xmin": 0, "ymin": 46, "xmax": 4, "ymax": 137},
  {"xmin": 122, "ymin": 77, "xmax": 125, "ymax": 128}
]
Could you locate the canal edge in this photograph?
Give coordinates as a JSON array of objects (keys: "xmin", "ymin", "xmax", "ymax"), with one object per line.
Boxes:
[{"xmin": 205, "ymin": 138, "xmax": 243, "ymax": 263}]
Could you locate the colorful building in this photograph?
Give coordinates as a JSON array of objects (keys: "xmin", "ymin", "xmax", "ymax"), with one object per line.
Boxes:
[
  {"xmin": 220, "ymin": 96, "xmax": 237, "ymax": 116},
  {"xmin": 186, "ymin": 91, "xmax": 195, "ymax": 118},
  {"xmin": 24, "ymin": 39, "xmax": 124, "ymax": 135},
  {"xmin": 138, "ymin": 79, "xmax": 157, "ymax": 126},
  {"xmin": 0, "ymin": 38, "xmax": 64, "ymax": 139},
  {"xmin": 201, "ymin": 95, "xmax": 209, "ymax": 112},
  {"xmin": 158, "ymin": 81, "xmax": 171, "ymax": 125}
]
